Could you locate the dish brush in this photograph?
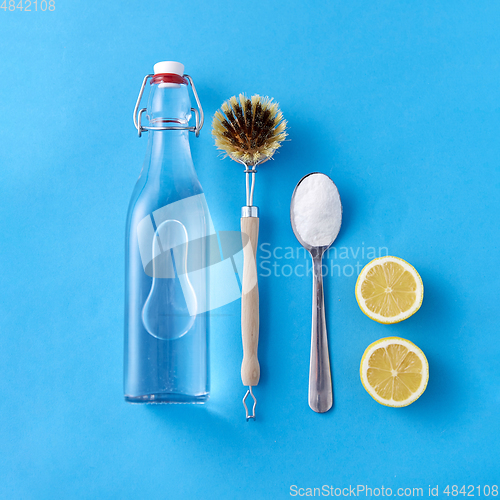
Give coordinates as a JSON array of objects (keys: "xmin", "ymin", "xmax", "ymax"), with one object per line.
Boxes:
[{"xmin": 212, "ymin": 94, "xmax": 287, "ymax": 420}]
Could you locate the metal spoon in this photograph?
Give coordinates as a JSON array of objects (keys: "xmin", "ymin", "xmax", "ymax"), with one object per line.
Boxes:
[{"xmin": 290, "ymin": 173, "xmax": 342, "ymax": 413}]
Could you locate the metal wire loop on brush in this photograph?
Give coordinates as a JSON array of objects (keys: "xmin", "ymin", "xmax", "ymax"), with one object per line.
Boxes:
[{"xmin": 242, "ymin": 386, "xmax": 257, "ymax": 421}]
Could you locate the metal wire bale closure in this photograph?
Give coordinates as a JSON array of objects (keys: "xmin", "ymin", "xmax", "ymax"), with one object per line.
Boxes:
[{"xmin": 133, "ymin": 74, "xmax": 204, "ymax": 138}]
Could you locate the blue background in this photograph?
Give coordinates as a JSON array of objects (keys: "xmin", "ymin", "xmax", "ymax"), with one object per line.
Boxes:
[{"xmin": 1, "ymin": 1, "xmax": 499, "ymax": 498}]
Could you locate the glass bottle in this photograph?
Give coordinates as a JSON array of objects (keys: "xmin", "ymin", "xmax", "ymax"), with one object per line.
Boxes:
[{"xmin": 124, "ymin": 61, "xmax": 209, "ymax": 403}]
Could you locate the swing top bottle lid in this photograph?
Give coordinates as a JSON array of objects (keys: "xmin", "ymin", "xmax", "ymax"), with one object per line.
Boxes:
[
  {"xmin": 153, "ymin": 61, "xmax": 184, "ymax": 76},
  {"xmin": 133, "ymin": 61, "xmax": 203, "ymax": 136}
]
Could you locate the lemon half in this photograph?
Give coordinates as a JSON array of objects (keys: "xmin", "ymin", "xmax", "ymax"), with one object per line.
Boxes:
[
  {"xmin": 360, "ymin": 337, "xmax": 429, "ymax": 407},
  {"xmin": 355, "ymin": 256, "xmax": 423, "ymax": 324}
]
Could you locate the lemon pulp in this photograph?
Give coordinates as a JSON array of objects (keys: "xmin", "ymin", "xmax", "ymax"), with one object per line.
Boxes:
[
  {"xmin": 360, "ymin": 337, "xmax": 429, "ymax": 407},
  {"xmin": 355, "ymin": 256, "xmax": 423, "ymax": 324}
]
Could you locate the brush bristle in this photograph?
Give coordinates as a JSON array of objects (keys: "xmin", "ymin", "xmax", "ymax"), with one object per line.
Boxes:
[{"xmin": 212, "ymin": 94, "xmax": 287, "ymax": 165}]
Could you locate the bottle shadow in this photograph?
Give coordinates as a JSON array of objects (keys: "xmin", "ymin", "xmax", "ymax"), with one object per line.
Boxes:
[{"xmin": 143, "ymin": 394, "xmax": 268, "ymax": 440}]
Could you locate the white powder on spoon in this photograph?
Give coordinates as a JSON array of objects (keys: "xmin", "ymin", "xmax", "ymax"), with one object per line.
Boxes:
[{"xmin": 292, "ymin": 173, "xmax": 342, "ymax": 247}]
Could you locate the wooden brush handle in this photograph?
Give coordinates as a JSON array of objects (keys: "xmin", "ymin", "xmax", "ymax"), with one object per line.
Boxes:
[{"xmin": 240, "ymin": 216, "xmax": 260, "ymax": 387}]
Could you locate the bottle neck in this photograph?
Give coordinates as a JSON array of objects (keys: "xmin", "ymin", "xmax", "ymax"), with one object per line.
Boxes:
[
  {"xmin": 141, "ymin": 80, "xmax": 201, "ymax": 198},
  {"xmin": 147, "ymin": 78, "xmax": 192, "ymax": 128},
  {"xmin": 146, "ymin": 129, "xmax": 194, "ymax": 175}
]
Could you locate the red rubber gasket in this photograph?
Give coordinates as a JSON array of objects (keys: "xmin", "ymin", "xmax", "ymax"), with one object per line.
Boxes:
[{"xmin": 151, "ymin": 73, "xmax": 188, "ymax": 85}]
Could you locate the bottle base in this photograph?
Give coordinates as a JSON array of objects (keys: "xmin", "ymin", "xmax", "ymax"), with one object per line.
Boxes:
[{"xmin": 124, "ymin": 392, "xmax": 209, "ymax": 404}]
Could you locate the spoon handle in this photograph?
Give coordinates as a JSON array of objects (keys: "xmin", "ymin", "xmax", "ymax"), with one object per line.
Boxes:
[{"xmin": 309, "ymin": 254, "xmax": 333, "ymax": 413}]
